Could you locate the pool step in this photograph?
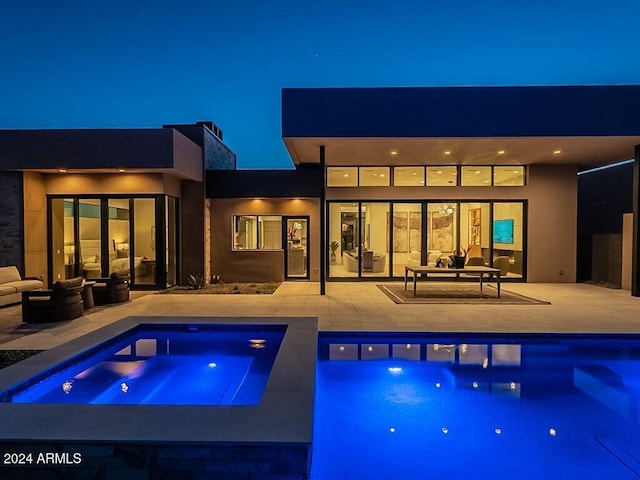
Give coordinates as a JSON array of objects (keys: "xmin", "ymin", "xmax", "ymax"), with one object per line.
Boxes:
[{"xmin": 595, "ymin": 437, "xmax": 640, "ymax": 478}]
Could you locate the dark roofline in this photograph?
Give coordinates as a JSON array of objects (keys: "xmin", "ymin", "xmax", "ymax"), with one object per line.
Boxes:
[
  {"xmin": 206, "ymin": 168, "xmax": 321, "ymax": 198},
  {"xmin": 0, "ymin": 128, "xmax": 176, "ymax": 170},
  {"xmin": 282, "ymin": 85, "xmax": 640, "ymax": 138}
]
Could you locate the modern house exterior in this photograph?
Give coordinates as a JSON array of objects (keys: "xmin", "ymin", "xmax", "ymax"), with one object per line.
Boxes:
[
  {"xmin": 0, "ymin": 122, "xmax": 234, "ymax": 290},
  {"xmin": 1, "ymin": 86, "xmax": 640, "ymax": 296}
]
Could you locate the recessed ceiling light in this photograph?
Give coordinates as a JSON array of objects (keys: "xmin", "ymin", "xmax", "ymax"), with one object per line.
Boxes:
[
  {"xmin": 344, "ymin": 174, "xmax": 349, "ymax": 177},
  {"xmin": 412, "ymin": 172, "xmax": 417, "ymax": 175},
  {"xmin": 513, "ymin": 170, "xmax": 519, "ymax": 174},
  {"xmin": 553, "ymin": 150, "xmax": 562, "ymax": 155},
  {"xmin": 437, "ymin": 170, "xmax": 442, "ymax": 174},
  {"xmin": 444, "ymin": 151, "xmax": 451, "ymax": 155},
  {"xmin": 58, "ymin": 169, "xmax": 67, "ymax": 173},
  {"xmin": 380, "ymin": 173, "xmax": 385, "ymax": 177},
  {"xmin": 390, "ymin": 150, "xmax": 398, "ymax": 155},
  {"xmin": 475, "ymin": 170, "xmax": 480, "ymax": 174},
  {"xmin": 498, "ymin": 150, "xmax": 505, "ymax": 155}
]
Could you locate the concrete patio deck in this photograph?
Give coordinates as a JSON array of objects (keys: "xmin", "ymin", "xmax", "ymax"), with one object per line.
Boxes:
[{"xmin": 0, "ymin": 281, "xmax": 639, "ymax": 351}]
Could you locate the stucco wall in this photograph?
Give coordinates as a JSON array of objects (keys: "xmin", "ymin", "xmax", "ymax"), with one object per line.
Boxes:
[
  {"xmin": 526, "ymin": 164, "xmax": 577, "ymax": 282},
  {"xmin": 211, "ymin": 198, "xmax": 320, "ymax": 282},
  {"xmin": 46, "ymin": 173, "xmax": 166, "ymax": 195}
]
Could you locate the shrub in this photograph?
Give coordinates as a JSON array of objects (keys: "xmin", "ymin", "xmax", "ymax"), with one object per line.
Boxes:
[{"xmin": 187, "ymin": 274, "xmax": 206, "ymax": 290}]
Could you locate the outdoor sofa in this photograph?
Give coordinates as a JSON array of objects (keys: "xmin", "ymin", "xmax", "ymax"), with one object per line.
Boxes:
[{"xmin": 0, "ymin": 265, "xmax": 43, "ymax": 307}]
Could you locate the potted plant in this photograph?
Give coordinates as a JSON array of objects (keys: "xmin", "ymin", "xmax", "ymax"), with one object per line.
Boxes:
[{"xmin": 329, "ymin": 241, "xmax": 340, "ymax": 263}]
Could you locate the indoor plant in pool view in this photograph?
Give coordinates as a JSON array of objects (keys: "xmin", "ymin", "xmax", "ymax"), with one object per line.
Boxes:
[{"xmin": 329, "ymin": 241, "xmax": 339, "ymax": 263}]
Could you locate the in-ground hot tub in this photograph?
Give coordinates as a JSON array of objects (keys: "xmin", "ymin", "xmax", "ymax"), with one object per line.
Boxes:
[{"xmin": 0, "ymin": 316, "xmax": 317, "ymax": 479}]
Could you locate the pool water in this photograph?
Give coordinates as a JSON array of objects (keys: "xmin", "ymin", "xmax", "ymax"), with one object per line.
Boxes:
[
  {"xmin": 1, "ymin": 324, "xmax": 285, "ymax": 405},
  {"xmin": 313, "ymin": 333, "xmax": 640, "ymax": 479}
]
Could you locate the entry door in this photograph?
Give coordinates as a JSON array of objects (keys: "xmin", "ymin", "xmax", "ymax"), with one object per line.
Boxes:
[{"xmin": 284, "ymin": 217, "xmax": 309, "ymax": 279}]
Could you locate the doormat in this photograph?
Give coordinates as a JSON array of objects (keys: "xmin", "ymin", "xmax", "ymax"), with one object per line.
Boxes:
[{"xmin": 377, "ymin": 284, "xmax": 550, "ymax": 305}]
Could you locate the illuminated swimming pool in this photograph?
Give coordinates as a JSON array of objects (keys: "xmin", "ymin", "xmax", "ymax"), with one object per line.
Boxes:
[
  {"xmin": 0, "ymin": 317, "xmax": 316, "ymax": 479},
  {"xmin": 313, "ymin": 333, "xmax": 640, "ymax": 480},
  {"xmin": 1, "ymin": 324, "xmax": 285, "ymax": 405}
]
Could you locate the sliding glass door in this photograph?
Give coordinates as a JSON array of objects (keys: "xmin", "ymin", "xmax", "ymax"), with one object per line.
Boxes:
[
  {"xmin": 391, "ymin": 203, "xmax": 422, "ymax": 276},
  {"xmin": 48, "ymin": 195, "xmax": 174, "ymax": 289},
  {"xmin": 327, "ymin": 200, "xmax": 526, "ymax": 281},
  {"xmin": 133, "ymin": 198, "xmax": 156, "ymax": 285},
  {"xmin": 50, "ymin": 198, "xmax": 75, "ymax": 281}
]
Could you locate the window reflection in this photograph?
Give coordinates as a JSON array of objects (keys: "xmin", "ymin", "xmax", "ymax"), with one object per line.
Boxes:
[{"xmin": 461, "ymin": 166, "xmax": 492, "ymax": 186}]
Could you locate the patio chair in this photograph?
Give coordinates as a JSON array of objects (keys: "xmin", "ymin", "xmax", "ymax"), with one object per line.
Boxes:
[
  {"xmin": 90, "ymin": 272, "xmax": 130, "ymax": 305},
  {"xmin": 493, "ymin": 256, "xmax": 510, "ymax": 277},
  {"xmin": 465, "ymin": 256, "xmax": 487, "ymax": 267},
  {"xmin": 21, "ymin": 277, "xmax": 84, "ymax": 323}
]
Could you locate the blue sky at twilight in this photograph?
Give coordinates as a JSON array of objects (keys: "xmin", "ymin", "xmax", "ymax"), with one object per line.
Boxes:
[{"xmin": 1, "ymin": 0, "xmax": 639, "ymax": 168}]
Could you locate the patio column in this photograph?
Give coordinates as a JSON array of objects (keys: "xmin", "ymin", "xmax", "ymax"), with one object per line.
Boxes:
[
  {"xmin": 632, "ymin": 146, "xmax": 640, "ymax": 296},
  {"xmin": 320, "ymin": 145, "xmax": 326, "ymax": 295}
]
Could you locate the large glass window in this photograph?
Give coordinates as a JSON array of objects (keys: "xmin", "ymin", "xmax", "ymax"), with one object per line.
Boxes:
[
  {"xmin": 233, "ymin": 215, "xmax": 282, "ymax": 250},
  {"xmin": 392, "ymin": 203, "xmax": 422, "ymax": 276},
  {"xmin": 286, "ymin": 217, "xmax": 308, "ymax": 278},
  {"xmin": 493, "ymin": 202, "xmax": 524, "ymax": 278},
  {"xmin": 426, "ymin": 166, "xmax": 457, "ymax": 186},
  {"xmin": 461, "ymin": 166, "xmax": 492, "ymax": 186},
  {"xmin": 394, "ymin": 167, "xmax": 425, "ymax": 186},
  {"xmin": 108, "ymin": 198, "xmax": 131, "ymax": 276},
  {"xmin": 134, "ymin": 198, "xmax": 156, "ymax": 285},
  {"xmin": 79, "ymin": 199, "xmax": 102, "ymax": 279},
  {"xmin": 359, "ymin": 167, "xmax": 390, "ymax": 186},
  {"xmin": 494, "ymin": 166, "xmax": 525, "ymax": 186},
  {"xmin": 50, "ymin": 198, "xmax": 75, "ymax": 281},
  {"xmin": 327, "ymin": 167, "xmax": 358, "ymax": 187},
  {"xmin": 426, "ymin": 202, "xmax": 458, "ymax": 267},
  {"xmin": 360, "ymin": 203, "xmax": 389, "ymax": 277},
  {"xmin": 50, "ymin": 196, "xmax": 166, "ymax": 288},
  {"xmin": 329, "ymin": 203, "xmax": 359, "ymax": 278},
  {"xmin": 459, "ymin": 202, "xmax": 491, "ymax": 265}
]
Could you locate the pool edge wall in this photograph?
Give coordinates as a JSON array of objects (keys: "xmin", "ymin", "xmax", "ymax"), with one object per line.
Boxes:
[{"xmin": 0, "ymin": 316, "xmax": 318, "ymax": 480}]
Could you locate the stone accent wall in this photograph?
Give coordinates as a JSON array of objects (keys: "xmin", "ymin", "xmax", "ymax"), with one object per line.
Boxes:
[
  {"xmin": 0, "ymin": 172, "xmax": 24, "ymax": 272},
  {"xmin": 0, "ymin": 442, "xmax": 311, "ymax": 479},
  {"xmin": 205, "ymin": 129, "xmax": 236, "ymax": 170}
]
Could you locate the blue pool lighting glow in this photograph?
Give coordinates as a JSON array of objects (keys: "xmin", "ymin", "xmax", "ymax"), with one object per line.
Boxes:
[
  {"xmin": 314, "ymin": 332, "xmax": 640, "ymax": 479},
  {"xmin": 1, "ymin": 324, "xmax": 285, "ymax": 406}
]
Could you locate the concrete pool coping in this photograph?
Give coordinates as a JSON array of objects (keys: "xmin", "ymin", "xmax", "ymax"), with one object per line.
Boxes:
[{"xmin": 0, "ymin": 316, "xmax": 318, "ymax": 444}]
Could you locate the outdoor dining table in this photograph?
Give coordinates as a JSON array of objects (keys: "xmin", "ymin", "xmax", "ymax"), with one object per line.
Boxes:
[{"xmin": 403, "ymin": 265, "xmax": 502, "ymax": 297}]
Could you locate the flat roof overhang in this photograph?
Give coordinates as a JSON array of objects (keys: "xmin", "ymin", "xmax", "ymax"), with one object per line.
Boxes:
[
  {"xmin": 282, "ymin": 86, "xmax": 640, "ymax": 168},
  {"xmin": 283, "ymin": 136, "xmax": 640, "ymax": 167},
  {"xmin": 0, "ymin": 128, "xmax": 203, "ymax": 181}
]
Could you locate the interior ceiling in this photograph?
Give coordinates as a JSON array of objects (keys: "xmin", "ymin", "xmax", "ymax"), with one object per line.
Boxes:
[{"xmin": 284, "ymin": 136, "xmax": 640, "ymax": 167}]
